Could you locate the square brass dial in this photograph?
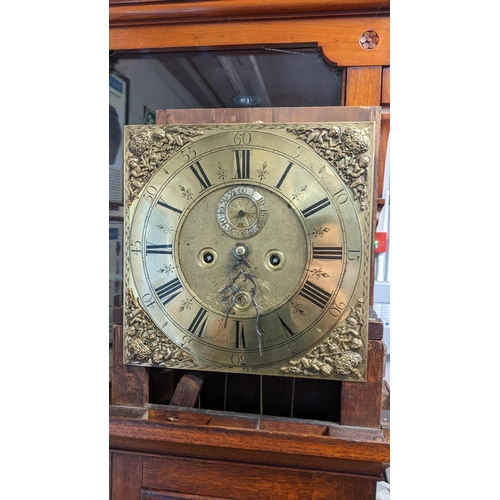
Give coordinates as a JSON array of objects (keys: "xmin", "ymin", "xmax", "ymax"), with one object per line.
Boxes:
[{"xmin": 123, "ymin": 122, "xmax": 375, "ymax": 382}]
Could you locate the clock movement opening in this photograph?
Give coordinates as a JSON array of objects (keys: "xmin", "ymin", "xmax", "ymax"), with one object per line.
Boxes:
[{"xmin": 159, "ymin": 369, "xmax": 342, "ymax": 422}]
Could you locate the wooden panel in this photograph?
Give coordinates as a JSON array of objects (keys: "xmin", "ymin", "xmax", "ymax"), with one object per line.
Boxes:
[
  {"xmin": 345, "ymin": 66, "xmax": 382, "ymax": 106},
  {"xmin": 110, "ymin": 16, "xmax": 389, "ymax": 68},
  {"xmin": 143, "ymin": 456, "xmax": 340, "ymax": 500},
  {"xmin": 158, "ymin": 106, "xmax": 380, "ymax": 125},
  {"xmin": 340, "ymin": 339, "xmax": 386, "ymax": 427},
  {"xmin": 381, "ymin": 67, "xmax": 390, "ymax": 105},
  {"xmin": 156, "ymin": 108, "xmax": 274, "ymax": 125},
  {"xmin": 337, "ymin": 476, "xmax": 377, "ymax": 500},
  {"xmin": 111, "ymin": 323, "xmax": 150, "ymax": 406},
  {"xmin": 368, "ymin": 310, "xmax": 384, "ymax": 340},
  {"xmin": 272, "ymin": 105, "xmax": 380, "ymax": 123},
  {"xmin": 110, "ymin": 453, "xmax": 143, "ymax": 500}
]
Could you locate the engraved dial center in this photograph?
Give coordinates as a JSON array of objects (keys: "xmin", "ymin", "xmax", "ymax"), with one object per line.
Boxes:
[{"xmin": 177, "ymin": 185, "xmax": 308, "ymax": 318}]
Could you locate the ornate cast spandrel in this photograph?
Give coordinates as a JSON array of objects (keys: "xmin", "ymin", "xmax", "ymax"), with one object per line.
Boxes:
[
  {"xmin": 124, "ymin": 126, "xmax": 203, "ymax": 206},
  {"xmin": 287, "ymin": 124, "xmax": 372, "ymax": 210},
  {"xmin": 280, "ymin": 298, "xmax": 366, "ymax": 381},
  {"xmin": 124, "ymin": 288, "xmax": 199, "ymax": 368}
]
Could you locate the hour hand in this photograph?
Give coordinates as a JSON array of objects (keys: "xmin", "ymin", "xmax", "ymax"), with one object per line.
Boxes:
[{"xmin": 219, "ymin": 243, "xmax": 263, "ymax": 355}]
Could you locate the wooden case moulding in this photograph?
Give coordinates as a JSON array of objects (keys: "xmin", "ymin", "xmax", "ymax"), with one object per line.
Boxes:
[
  {"xmin": 110, "ymin": 406, "xmax": 390, "ymax": 477},
  {"xmin": 109, "ymin": 0, "xmax": 390, "ymax": 21},
  {"xmin": 109, "ymin": 0, "xmax": 390, "ymax": 68}
]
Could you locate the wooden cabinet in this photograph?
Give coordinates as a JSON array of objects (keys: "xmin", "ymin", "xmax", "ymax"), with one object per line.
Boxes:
[{"xmin": 109, "ymin": 2, "xmax": 390, "ymax": 498}]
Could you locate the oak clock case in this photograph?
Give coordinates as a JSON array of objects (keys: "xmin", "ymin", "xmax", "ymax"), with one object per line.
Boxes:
[{"xmin": 123, "ymin": 122, "xmax": 374, "ymax": 382}]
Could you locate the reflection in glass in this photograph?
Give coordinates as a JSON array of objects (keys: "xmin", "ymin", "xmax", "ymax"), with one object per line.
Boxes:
[{"xmin": 109, "ymin": 47, "xmax": 343, "ymax": 125}]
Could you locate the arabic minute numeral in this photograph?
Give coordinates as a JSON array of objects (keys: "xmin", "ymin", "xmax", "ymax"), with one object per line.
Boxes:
[
  {"xmin": 233, "ymin": 132, "xmax": 252, "ymax": 146},
  {"xmin": 348, "ymin": 250, "xmax": 361, "ymax": 261},
  {"xmin": 181, "ymin": 145, "xmax": 197, "ymax": 162},
  {"xmin": 130, "ymin": 241, "xmax": 142, "ymax": 254},
  {"xmin": 142, "ymin": 293, "xmax": 156, "ymax": 308},
  {"xmin": 333, "ymin": 188, "xmax": 348, "ymax": 204},
  {"xmin": 231, "ymin": 353, "xmax": 246, "ymax": 366},
  {"xmin": 329, "ymin": 301, "xmax": 346, "ymax": 318},
  {"xmin": 144, "ymin": 185, "xmax": 158, "ymax": 204}
]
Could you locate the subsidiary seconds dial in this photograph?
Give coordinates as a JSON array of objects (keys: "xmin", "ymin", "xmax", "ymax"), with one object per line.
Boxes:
[{"xmin": 217, "ymin": 186, "xmax": 268, "ymax": 238}]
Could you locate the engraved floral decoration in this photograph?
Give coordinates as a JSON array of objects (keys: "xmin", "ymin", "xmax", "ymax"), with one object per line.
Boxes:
[
  {"xmin": 125, "ymin": 126, "xmax": 203, "ymax": 205},
  {"xmin": 179, "ymin": 185, "xmax": 193, "ymax": 200},
  {"xmin": 216, "ymin": 162, "xmax": 227, "ymax": 181},
  {"xmin": 312, "ymin": 225, "xmax": 331, "ymax": 238},
  {"xmin": 281, "ymin": 298, "xmax": 365, "ymax": 379},
  {"xmin": 124, "ymin": 288, "xmax": 198, "ymax": 367},
  {"xmin": 257, "ymin": 161, "xmax": 269, "ymax": 181},
  {"xmin": 156, "ymin": 223, "xmax": 173, "ymax": 234},
  {"xmin": 158, "ymin": 263, "xmax": 174, "ymax": 275},
  {"xmin": 179, "ymin": 298, "xmax": 193, "ymax": 312},
  {"xmin": 290, "ymin": 301, "xmax": 305, "ymax": 316},
  {"xmin": 291, "ymin": 185, "xmax": 308, "ymax": 202},
  {"xmin": 287, "ymin": 125, "xmax": 372, "ymax": 210},
  {"xmin": 309, "ymin": 268, "xmax": 330, "ymax": 280}
]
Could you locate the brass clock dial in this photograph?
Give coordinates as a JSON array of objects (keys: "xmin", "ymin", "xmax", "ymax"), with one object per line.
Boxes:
[{"xmin": 123, "ymin": 123, "xmax": 375, "ymax": 381}]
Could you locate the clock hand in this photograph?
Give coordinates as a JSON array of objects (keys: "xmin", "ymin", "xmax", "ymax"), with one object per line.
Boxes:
[{"xmin": 219, "ymin": 243, "xmax": 263, "ymax": 356}]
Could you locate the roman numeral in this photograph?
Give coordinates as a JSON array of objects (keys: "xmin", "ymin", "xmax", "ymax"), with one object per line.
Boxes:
[
  {"xmin": 157, "ymin": 199, "xmax": 182, "ymax": 216},
  {"xmin": 188, "ymin": 307, "xmax": 208, "ymax": 337},
  {"xmin": 235, "ymin": 320, "xmax": 246, "ymax": 349},
  {"xmin": 301, "ymin": 197, "xmax": 331, "ymax": 218},
  {"xmin": 312, "ymin": 245, "xmax": 343, "ymax": 260},
  {"xmin": 234, "ymin": 150, "xmax": 250, "ymax": 178},
  {"xmin": 299, "ymin": 280, "xmax": 331, "ymax": 309},
  {"xmin": 277, "ymin": 315, "xmax": 295, "ymax": 337},
  {"xmin": 155, "ymin": 277, "xmax": 183, "ymax": 305},
  {"xmin": 275, "ymin": 162, "xmax": 293, "ymax": 189},
  {"xmin": 146, "ymin": 243, "xmax": 172, "ymax": 255},
  {"xmin": 189, "ymin": 161, "xmax": 212, "ymax": 191}
]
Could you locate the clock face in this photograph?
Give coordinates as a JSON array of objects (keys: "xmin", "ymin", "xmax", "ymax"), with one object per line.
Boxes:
[{"xmin": 124, "ymin": 123, "xmax": 374, "ymax": 381}]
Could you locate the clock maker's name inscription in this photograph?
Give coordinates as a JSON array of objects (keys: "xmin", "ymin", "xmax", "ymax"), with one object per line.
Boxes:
[{"xmin": 201, "ymin": 330, "xmax": 289, "ymax": 350}]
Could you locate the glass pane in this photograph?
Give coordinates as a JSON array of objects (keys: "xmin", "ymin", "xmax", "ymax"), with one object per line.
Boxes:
[{"xmin": 110, "ymin": 47, "xmax": 343, "ymax": 125}]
